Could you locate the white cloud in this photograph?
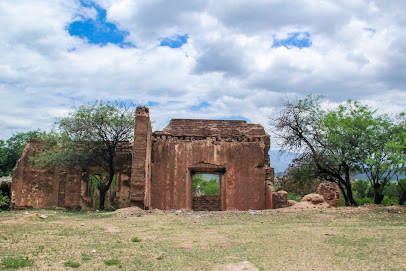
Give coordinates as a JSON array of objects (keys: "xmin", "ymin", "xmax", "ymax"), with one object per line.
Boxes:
[{"xmin": 0, "ymin": 0, "xmax": 405, "ymax": 164}]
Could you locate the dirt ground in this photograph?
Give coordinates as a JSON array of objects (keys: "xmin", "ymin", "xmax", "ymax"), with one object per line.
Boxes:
[{"xmin": 0, "ymin": 205, "xmax": 405, "ymax": 270}]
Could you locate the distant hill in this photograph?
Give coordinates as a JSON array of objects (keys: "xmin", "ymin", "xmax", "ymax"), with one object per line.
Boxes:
[
  {"xmin": 275, "ymin": 172, "xmax": 285, "ymax": 178},
  {"xmin": 268, "ymin": 151, "xmax": 404, "ymax": 180}
]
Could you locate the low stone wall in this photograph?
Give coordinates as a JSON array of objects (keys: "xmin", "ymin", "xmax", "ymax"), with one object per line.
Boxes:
[{"xmin": 193, "ymin": 195, "xmax": 221, "ymax": 211}]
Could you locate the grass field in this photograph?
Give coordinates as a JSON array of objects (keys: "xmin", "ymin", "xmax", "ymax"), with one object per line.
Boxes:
[{"xmin": 0, "ymin": 206, "xmax": 405, "ymax": 270}]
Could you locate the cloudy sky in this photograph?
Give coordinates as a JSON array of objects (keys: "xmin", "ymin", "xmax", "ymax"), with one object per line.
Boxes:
[{"xmin": 1, "ymin": 0, "xmax": 406, "ymax": 170}]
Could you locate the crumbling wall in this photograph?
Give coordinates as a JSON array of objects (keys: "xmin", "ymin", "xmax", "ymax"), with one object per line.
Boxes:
[
  {"xmin": 129, "ymin": 106, "xmax": 152, "ymax": 208},
  {"xmin": 11, "ymin": 107, "xmax": 276, "ymax": 212},
  {"xmin": 11, "ymin": 140, "xmax": 63, "ymax": 209},
  {"xmin": 273, "ymin": 191, "xmax": 288, "ymax": 209},
  {"xmin": 318, "ymin": 182, "xmax": 340, "ymax": 207},
  {"xmin": 149, "ymin": 119, "xmax": 274, "ymax": 211},
  {"xmin": 11, "ymin": 140, "xmax": 133, "ymax": 210},
  {"xmin": 113, "ymin": 142, "xmax": 133, "ymax": 207},
  {"xmin": 265, "ymin": 181, "xmax": 275, "ymax": 209}
]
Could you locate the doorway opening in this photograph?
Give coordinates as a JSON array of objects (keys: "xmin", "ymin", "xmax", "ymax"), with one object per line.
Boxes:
[
  {"xmin": 192, "ymin": 173, "xmax": 221, "ymax": 211},
  {"xmin": 85, "ymin": 174, "xmax": 116, "ymax": 209}
]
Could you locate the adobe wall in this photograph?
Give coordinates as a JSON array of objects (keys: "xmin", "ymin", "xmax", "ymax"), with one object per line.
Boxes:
[
  {"xmin": 111, "ymin": 142, "xmax": 133, "ymax": 207},
  {"xmin": 11, "ymin": 107, "xmax": 278, "ymax": 211},
  {"xmin": 11, "ymin": 140, "xmax": 133, "ymax": 209},
  {"xmin": 10, "ymin": 140, "xmax": 82, "ymax": 209},
  {"xmin": 193, "ymin": 195, "xmax": 221, "ymax": 211},
  {"xmin": 127, "ymin": 106, "xmax": 152, "ymax": 208},
  {"xmin": 148, "ymin": 119, "xmax": 273, "ymax": 211}
]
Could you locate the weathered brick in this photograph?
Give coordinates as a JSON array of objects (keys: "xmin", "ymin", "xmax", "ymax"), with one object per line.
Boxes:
[{"xmin": 11, "ymin": 106, "xmax": 277, "ymax": 211}]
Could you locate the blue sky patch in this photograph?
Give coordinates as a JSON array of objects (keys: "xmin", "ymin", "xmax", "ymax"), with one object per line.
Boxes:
[
  {"xmin": 159, "ymin": 34, "xmax": 189, "ymax": 48},
  {"xmin": 272, "ymin": 32, "xmax": 312, "ymax": 49},
  {"xmin": 146, "ymin": 101, "xmax": 159, "ymax": 107},
  {"xmin": 67, "ymin": 0, "xmax": 134, "ymax": 47},
  {"xmin": 190, "ymin": 101, "xmax": 210, "ymax": 111}
]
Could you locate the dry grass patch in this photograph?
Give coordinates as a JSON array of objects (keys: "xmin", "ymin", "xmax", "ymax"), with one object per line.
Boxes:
[{"xmin": 0, "ymin": 206, "xmax": 405, "ymax": 270}]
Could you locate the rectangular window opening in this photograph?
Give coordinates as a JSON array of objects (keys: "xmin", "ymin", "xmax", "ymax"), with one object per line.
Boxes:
[{"xmin": 192, "ymin": 174, "xmax": 220, "ymax": 197}]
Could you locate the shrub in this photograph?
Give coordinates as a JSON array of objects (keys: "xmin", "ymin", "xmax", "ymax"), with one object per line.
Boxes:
[
  {"xmin": 383, "ymin": 182, "xmax": 399, "ymax": 198},
  {"xmin": 64, "ymin": 260, "xmax": 80, "ymax": 268},
  {"xmin": 2, "ymin": 256, "xmax": 33, "ymax": 269},
  {"xmin": 381, "ymin": 196, "xmax": 399, "ymax": 206},
  {"xmin": 132, "ymin": 237, "xmax": 142, "ymax": 242},
  {"xmin": 287, "ymin": 194, "xmax": 302, "ymax": 202},
  {"xmin": 81, "ymin": 252, "xmax": 90, "ymax": 262},
  {"xmin": 355, "ymin": 197, "xmax": 374, "ymax": 205},
  {"xmin": 0, "ymin": 190, "xmax": 9, "ymax": 209},
  {"xmin": 337, "ymin": 196, "xmax": 347, "ymax": 207},
  {"xmin": 352, "ymin": 179, "xmax": 369, "ymax": 198},
  {"xmin": 104, "ymin": 258, "xmax": 121, "ymax": 266}
]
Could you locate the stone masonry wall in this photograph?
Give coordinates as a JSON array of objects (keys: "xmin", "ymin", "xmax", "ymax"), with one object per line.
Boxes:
[{"xmin": 193, "ymin": 195, "xmax": 221, "ymax": 211}]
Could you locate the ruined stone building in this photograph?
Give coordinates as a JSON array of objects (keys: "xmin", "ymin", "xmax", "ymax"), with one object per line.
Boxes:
[{"xmin": 11, "ymin": 107, "xmax": 286, "ymax": 211}]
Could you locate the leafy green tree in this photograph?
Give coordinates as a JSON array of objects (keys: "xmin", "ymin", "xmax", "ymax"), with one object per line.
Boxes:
[
  {"xmin": 192, "ymin": 174, "xmax": 220, "ymax": 196},
  {"xmin": 33, "ymin": 101, "xmax": 136, "ymax": 210},
  {"xmin": 272, "ymin": 95, "xmax": 359, "ymax": 206},
  {"xmin": 383, "ymin": 181, "xmax": 399, "ymax": 198},
  {"xmin": 392, "ymin": 113, "xmax": 406, "ymax": 205},
  {"xmin": 324, "ymin": 100, "xmax": 400, "ymax": 204},
  {"xmin": 397, "ymin": 178, "xmax": 406, "ymax": 205},
  {"xmin": 352, "ymin": 179, "xmax": 369, "ymax": 198},
  {"xmin": 274, "ymin": 97, "xmax": 403, "ymax": 206},
  {"xmin": 0, "ymin": 140, "xmax": 7, "ymax": 176}
]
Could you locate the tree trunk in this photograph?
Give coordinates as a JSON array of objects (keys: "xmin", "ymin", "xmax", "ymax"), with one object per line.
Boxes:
[
  {"xmin": 373, "ymin": 188, "xmax": 384, "ymax": 204},
  {"xmin": 398, "ymin": 188, "xmax": 406, "ymax": 205},
  {"xmin": 99, "ymin": 173, "xmax": 115, "ymax": 210},
  {"xmin": 341, "ymin": 165, "xmax": 358, "ymax": 206},
  {"xmin": 99, "ymin": 183, "xmax": 106, "ymax": 210},
  {"xmin": 338, "ymin": 181, "xmax": 349, "ymax": 206},
  {"xmin": 344, "ymin": 180, "xmax": 358, "ymax": 206}
]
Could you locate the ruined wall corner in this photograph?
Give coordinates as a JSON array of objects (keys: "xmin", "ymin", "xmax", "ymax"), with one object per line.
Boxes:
[{"xmin": 130, "ymin": 106, "xmax": 152, "ymax": 209}]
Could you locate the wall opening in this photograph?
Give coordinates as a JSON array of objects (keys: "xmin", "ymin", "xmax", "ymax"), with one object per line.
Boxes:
[
  {"xmin": 192, "ymin": 174, "xmax": 220, "ymax": 196},
  {"xmin": 192, "ymin": 173, "xmax": 221, "ymax": 211},
  {"xmin": 86, "ymin": 174, "xmax": 116, "ymax": 209}
]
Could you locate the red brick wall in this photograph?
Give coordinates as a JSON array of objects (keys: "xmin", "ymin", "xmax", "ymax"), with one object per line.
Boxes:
[
  {"xmin": 150, "ymin": 137, "xmax": 269, "ymax": 211},
  {"xmin": 193, "ymin": 195, "xmax": 221, "ymax": 211},
  {"xmin": 130, "ymin": 107, "xmax": 152, "ymax": 208},
  {"xmin": 12, "ymin": 140, "xmax": 133, "ymax": 210}
]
